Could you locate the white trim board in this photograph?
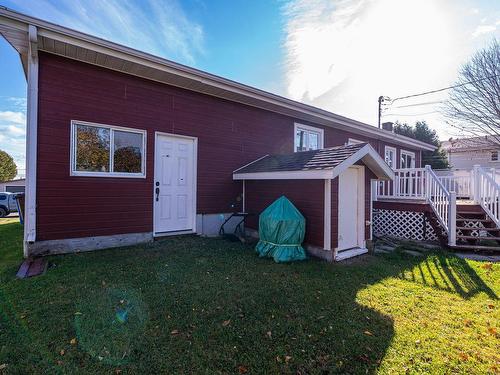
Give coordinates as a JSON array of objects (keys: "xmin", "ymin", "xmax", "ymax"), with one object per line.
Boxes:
[{"xmin": 24, "ymin": 24, "xmax": 38, "ymax": 256}]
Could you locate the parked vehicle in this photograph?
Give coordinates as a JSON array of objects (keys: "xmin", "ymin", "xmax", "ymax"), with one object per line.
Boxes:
[{"xmin": 0, "ymin": 192, "xmax": 19, "ymax": 217}]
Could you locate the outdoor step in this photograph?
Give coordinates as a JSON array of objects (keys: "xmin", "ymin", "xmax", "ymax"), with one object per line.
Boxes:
[
  {"xmin": 456, "ymin": 226, "xmax": 500, "ymax": 231},
  {"xmin": 456, "ymin": 218, "xmax": 492, "ymax": 222},
  {"xmin": 456, "ymin": 235, "xmax": 500, "ymax": 241},
  {"xmin": 456, "ymin": 211, "xmax": 487, "ymax": 216},
  {"xmin": 335, "ymin": 247, "xmax": 368, "ymax": 261},
  {"xmin": 450, "ymin": 244, "xmax": 500, "ymax": 252}
]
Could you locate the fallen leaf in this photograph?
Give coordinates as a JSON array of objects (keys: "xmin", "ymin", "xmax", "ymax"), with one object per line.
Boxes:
[
  {"xmin": 0, "ymin": 364, "xmax": 7, "ymax": 370},
  {"xmin": 364, "ymin": 331, "xmax": 373, "ymax": 336},
  {"xmin": 238, "ymin": 365, "xmax": 248, "ymax": 374},
  {"xmin": 487, "ymin": 327, "xmax": 497, "ymax": 335},
  {"xmin": 70, "ymin": 338, "xmax": 77, "ymax": 345},
  {"xmin": 482, "ymin": 263, "xmax": 493, "ymax": 270},
  {"xmin": 115, "ymin": 369, "xmax": 122, "ymax": 374},
  {"xmin": 487, "ymin": 304, "xmax": 495, "ymax": 309},
  {"xmin": 102, "ymin": 281, "xmax": 106, "ymax": 286},
  {"xmin": 415, "ymin": 339, "xmax": 421, "ymax": 345},
  {"xmin": 266, "ymin": 331, "xmax": 272, "ymax": 339},
  {"xmin": 170, "ymin": 330, "xmax": 179, "ymax": 335},
  {"xmin": 463, "ymin": 319, "xmax": 473, "ymax": 327},
  {"xmin": 276, "ymin": 356, "xmax": 281, "ymax": 363},
  {"xmin": 60, "ymin": 349, "xmax": 65, "ymax": 356},
  {"xmin": 285, "ymin": 355, "xmax": 292, "ymax": 363},
  {"xmin": 458, "ymin": 352, "xmax": 468, "ymax": 361},
  {"xmin": 222, "ymin": 320, "xmax": 231, "ymax": 327}
]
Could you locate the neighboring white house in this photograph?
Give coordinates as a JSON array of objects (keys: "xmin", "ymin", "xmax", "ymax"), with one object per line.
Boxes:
[
  {"xmin": 0, "ymin": 178, "xmax": 25, "ymax": 193},
  {"xmin": 441, "ymin": 136, "xmax": 500, "ymax": 169}
]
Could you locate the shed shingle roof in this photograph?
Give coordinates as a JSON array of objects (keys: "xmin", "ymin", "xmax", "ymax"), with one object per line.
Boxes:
[{"xmin": 235, "ymin": 143, "xmax": 367, "ymax": 174}]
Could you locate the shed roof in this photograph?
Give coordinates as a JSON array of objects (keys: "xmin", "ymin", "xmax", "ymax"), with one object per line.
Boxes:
[
  {"xmin": 233, "ymin": 143, "xmax": 394, "ymax": 181},
  {"xmin": 235, "ymin": 143, "xmax": 366, "ymax": 173}
]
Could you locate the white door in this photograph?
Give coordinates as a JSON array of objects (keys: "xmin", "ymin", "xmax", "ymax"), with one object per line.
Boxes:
[
  {"xmin": 338, "ymin": 167, "xmax": 364, "ymax": 250},
  {"xmin": 154, "ymin": 134, "xmax": 196, "ymax": 234}
]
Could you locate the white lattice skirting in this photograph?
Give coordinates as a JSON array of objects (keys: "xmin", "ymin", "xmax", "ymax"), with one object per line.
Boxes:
[{"xmin": 373, "ymin": 209, "xmax": 439, "ymax": 242}]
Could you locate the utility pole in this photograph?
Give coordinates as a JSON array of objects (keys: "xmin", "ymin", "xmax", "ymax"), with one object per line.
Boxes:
[{"xmin": 378, "ymin": 95, "xmax": 383, "ymax": 128}]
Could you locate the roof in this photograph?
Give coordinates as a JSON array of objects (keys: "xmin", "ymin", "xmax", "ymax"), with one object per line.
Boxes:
[
  {"xmin": 235, "ymin": 143, "xmax": 366, "ymax": 173},
  {"xmin": 442, "ymin": 136, "xmax": 500, "ymax": 153},
  {"xmin": 0, "ymin": 7, "xmax": 436, "ymax": 153},
  {"xmin": 233, "ymin": 143, "xmax": 394, "ymax": 181}
]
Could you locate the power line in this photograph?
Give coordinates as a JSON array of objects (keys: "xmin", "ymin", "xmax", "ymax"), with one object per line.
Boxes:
[
  {"xmin": 388, "ymin": 74, "xmax": 499, "ymax": 104},
  {"xmin": 390, "ymin": 100, "xmax": 445, "ymax": 109},
  {"xmin": 383, "ymin": 111, "xmax": 440, "ymax": 117}
]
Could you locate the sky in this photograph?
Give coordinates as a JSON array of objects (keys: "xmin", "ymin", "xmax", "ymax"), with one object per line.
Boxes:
[{"xmin": 0, "ymin": 0, "xmax": 499, "ymax": 173}]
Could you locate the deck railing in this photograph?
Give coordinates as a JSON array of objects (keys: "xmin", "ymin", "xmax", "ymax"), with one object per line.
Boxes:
[
  {"xmin": 434, "ymin": 170, "xmax": 472, "ymax": 199},
  {"xmin": 427, "ymin": 168, "xmax": 456, "ymax": 246},
  {"xmin": 474, "ymin": 166, "xmax": 500, "ymax": 227},
  {"xmin": 375, "ymin": 165, "xmax": 457, "ymax": 245},
  {"xmin": 377, "ymin": 168, "xmax": 427, "ymax": 200}
]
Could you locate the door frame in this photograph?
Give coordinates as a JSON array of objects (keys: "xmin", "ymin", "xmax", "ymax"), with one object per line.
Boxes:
[
  {"xmin": 153, "ymin": 131, "xmax": 198, "ymax": 237},
  {"xmin": 336, "ymin": 165, "xmax": 365, "ymax": 251}
]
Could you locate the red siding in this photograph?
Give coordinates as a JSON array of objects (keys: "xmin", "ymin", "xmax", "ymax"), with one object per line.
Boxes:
[
  {"xmin": 36, "ymin": 52, "xmax": 422, "ymax": 241},
  {"xmin": 245, "ymin": 180, "xmax": 325, "ymax": 247}
]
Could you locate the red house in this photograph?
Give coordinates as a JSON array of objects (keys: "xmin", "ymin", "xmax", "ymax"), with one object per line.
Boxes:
[{"xmin": 0, "ymin": 9, "xmax": 435, "ymax": 261}]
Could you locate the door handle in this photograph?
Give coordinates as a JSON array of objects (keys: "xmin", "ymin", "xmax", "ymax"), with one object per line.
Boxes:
[{"xmin": 155, "ymin": 187, "xmax": 160, "ymax": 201}]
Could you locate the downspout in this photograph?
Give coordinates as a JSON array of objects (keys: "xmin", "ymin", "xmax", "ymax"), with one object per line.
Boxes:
[{"xmin": 24, "ymin": 24, "xmax": 38, "ymax": 257}]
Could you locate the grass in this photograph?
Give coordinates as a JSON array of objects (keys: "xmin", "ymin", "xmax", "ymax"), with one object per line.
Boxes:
[{"xmin": 0, "ymin": 219, "xmax": 499, "ymax": 374}]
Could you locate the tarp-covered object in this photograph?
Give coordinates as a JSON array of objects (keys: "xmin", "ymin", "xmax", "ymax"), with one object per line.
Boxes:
[{"xmin": 255, "ymin": 196, "xmax": 307, "ymax": 263}]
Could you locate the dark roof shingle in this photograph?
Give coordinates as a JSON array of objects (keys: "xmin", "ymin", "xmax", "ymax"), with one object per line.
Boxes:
[{"xmin": 235, "ymin": 143, "xmax": 367, "ymax": 174}]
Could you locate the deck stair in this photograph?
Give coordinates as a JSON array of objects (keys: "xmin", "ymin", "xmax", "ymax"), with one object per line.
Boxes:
[
  {"xmin": 376, "ymin": 165, "xmax": 500, "ymax": 252},
  {"xmin": 427, "ymin": 202, "xmax": 500, "ymax": 252}
]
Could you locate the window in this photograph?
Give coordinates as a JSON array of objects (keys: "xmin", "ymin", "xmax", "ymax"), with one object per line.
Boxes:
[
  {"xmin": 491, "ymin": 151, "xmax": 498, "ymax": 161},
  {"xmin": 0, "ymin": 195, "xmax": 5, "ymax": 201},
  {"xmin": 294, "ymin": 123, "xmax": 324, "ymax": 152},
  {"xmin": 400, "ymin": 150, "xmax": 416, "ymax": 169},
  {"xmin": 384, "ymin": 146, "xmax": 396, "ymax": 168},
  {"xmin": 71, "ymin": 120, "xmax": 146, "ymax": 177}
]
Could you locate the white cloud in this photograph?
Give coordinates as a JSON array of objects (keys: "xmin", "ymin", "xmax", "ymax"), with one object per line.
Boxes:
[
  {"xmin": 472, "ymin": 24, "xmax": 497, "ymax": 38},
  {"xmin": 0, "ymin": 110, "xmax": 26, "ymax": 170},
  {"xmin": 282, "ymin": 0, "xmax": 493, "ymax": 139},
  {"xmin": 10, "ymin": 0, "xmax": 205, "ymax": 65},
  {"xmin": 0, "ymin": 111, "xmax": 26, "ymax": 126}
]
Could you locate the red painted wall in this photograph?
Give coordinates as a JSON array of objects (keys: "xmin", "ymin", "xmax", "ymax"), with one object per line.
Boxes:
[
  {"xmin": 36, "ymin": 52, "xmax": 422, "ymax": 241},
  {"xmin": 245, "ymin": 180, "xmax": 325, "ymax": 247}
]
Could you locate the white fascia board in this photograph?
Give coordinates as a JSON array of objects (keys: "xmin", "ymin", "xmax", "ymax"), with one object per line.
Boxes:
[
  {"xmin": 0, "ymin": 8, "xmax": 436, "ymax": 153},
  {"xmin": 331, "ymin": 145, "xmax": 394, "ymax": 181},
  {"xmin": 233, "ymin": 170, "xmax": 332, "ymax": 180}
]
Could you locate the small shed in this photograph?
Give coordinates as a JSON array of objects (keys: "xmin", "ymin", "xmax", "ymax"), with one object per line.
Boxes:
[{"xmin": 233, "ymin": 143, "xmax": 394, "ymax": 261}]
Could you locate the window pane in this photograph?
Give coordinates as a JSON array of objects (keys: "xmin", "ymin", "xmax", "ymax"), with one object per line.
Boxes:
[
  {"xmin": 75, "ymin": 125, "xmax": 110, "ymax": 172},
  {"xmin": 308, "ymin": 132, "xmax": 319, "ymax": 150},
  {"xmin": 113, "ymin": 130, "xmax": 143, "ymax": 173},
  {"xmin": 296, "ymin": 129, "xmax": 306, "ymax": 152}
]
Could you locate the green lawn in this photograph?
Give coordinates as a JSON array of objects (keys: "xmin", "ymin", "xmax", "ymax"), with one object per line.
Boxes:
[{"xmin": 0, "ymin": 219, "xmax": 498, "ymax": 374}]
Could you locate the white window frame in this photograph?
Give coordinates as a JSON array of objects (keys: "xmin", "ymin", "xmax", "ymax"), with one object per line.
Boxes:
[
  {"xmin": 294, "ymin": 123, "xmax": 324, "ymax": 152},
  {"xmin": 384, "ymin": 146, "xmax": 397, "ymax": 169},
  {"xmin": 70, "ymin": 120, "xmax": 147, "ymax": 178},
  {"xmin": 400, "ymin": 150, "xmax": 416, "ymax": 169},
  {"xmin": 347, "ymin": 138, "xmax": 364, "ymax": 145},
  {"xmin": 491, "ymin": 151, "xmax": 498, "ymax": 162}
]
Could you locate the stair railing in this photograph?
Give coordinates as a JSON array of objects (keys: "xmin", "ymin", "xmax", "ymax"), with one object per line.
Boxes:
[
  {"xmin": 473, "ymin": 165, "xmax": 500, "ymax": 227},
  {"xmin": 425, "ymin": 165, "xmax": 456, "ymax": 246}
]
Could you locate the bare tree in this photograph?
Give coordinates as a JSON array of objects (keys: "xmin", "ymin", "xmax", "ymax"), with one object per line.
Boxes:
[{"xmin": 444, "ymin": 39, "xmax": 500, "ymax": 144}]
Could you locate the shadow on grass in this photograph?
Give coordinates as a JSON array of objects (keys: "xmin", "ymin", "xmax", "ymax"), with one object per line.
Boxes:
[
  {"xmin": 0, "ymin": 230, "xmax": 495, "ymax": 373},
  {"xmin": 397, "ymin": 252, "xmax": 497, "ymax": 300}
]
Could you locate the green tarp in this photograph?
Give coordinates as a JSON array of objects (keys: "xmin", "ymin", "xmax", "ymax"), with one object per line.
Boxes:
[{"xmin": 255, "ymin": 196, "xmax": 307, "ymax": 263}]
